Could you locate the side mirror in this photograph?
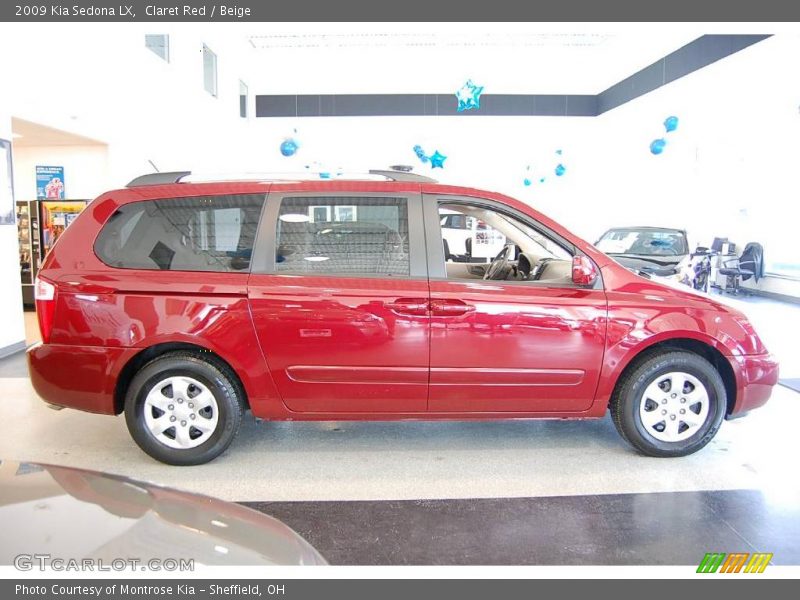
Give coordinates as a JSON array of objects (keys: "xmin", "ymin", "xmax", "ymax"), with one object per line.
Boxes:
[{"xmin": 572, "ymin": 255, "xmax": 599, "ymax": 287}]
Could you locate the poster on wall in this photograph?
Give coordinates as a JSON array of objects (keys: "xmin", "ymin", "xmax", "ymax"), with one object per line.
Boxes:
[
  {"xmin": 0, "ymin": 139, "xmax": 14, "ymax": 226},
  {"xmin": 36, "ymin": 165, "xmax": 65, "ymax": 200}
]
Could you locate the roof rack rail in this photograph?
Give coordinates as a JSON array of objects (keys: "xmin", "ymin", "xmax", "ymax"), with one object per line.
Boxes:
[
  {"xmin": 126, "ymin": 168, "xmax": 437, "ymax": 187},
  {"xmin": 368, "ymin": 168, "xmax": 437, "ymax": 183},
  {"xmin": 127, "ymin": 171, "xmax": 192, "ymax": 187}
]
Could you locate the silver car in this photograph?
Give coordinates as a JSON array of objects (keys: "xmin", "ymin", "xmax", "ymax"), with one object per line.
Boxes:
[{"xmin": 0, "ymin": 460, "xmax": 326, "ymax": 566}]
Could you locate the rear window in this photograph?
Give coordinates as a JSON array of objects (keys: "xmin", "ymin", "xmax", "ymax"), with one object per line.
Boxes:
[{"xmin": 94, "ymin": 194, "xmax": 264, "ymax": 272}]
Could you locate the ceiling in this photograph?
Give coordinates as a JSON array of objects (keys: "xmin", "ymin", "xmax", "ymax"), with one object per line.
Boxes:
[
  {"xmin": 243, "ymin": 30, "xmax": 701, "ymax": 95},
  {"xmin": 11, "ymin": 118, "xmax": 106, "ymax": 147}
]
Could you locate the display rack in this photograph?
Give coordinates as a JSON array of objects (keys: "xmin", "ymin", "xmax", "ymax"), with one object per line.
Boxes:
[{"xmin": 17, "ymin": 200, "xmax": 41, "ymax": 306}]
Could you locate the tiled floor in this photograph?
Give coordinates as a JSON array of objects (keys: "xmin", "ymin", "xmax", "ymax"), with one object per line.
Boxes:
[{"xmin": 245, "ymin": 489, "xmax": 800, "ymax": 565}]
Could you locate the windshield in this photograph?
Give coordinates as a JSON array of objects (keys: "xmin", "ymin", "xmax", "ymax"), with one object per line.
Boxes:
[{"xmin": 595, "ymin": 228, "xmax": 688, "ymax": 257}]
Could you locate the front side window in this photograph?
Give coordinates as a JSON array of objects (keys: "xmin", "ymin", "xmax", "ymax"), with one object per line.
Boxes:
[
  {"xmin": 95, "ymin": 195, "xmax": 264, "ymax": 272},
  {"xmin": 439, "ymin": 203, "xmax": 573, "ymax": 284},
  {"xmin": 276, "ymin": 196, "xmax": 409, "ymax": 277}
]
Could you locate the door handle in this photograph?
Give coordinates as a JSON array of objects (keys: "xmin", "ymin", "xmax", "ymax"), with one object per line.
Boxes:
[
  {"xmin": 384, "ymin": 298, "xmax": 429, "ymax": 315},
  {"xmin": 430, "ymin": 300, "xmax": 476, "ymax": 316}
]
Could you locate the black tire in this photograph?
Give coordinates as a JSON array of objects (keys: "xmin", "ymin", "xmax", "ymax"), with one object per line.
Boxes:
[
  {"xmin": 124, "ymin": 352, "xmax": 244, "ymax": 465},
  {"xmin": 610, "ymin": 350, "xmax": 726, "ymax": 457}
]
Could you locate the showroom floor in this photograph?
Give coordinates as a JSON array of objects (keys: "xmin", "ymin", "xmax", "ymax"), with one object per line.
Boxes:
[{"xmin": 1, "ymin": 294, "xmax": 799, "ymax": 564}]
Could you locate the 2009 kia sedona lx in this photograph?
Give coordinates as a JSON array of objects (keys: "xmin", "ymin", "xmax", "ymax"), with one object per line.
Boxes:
[{"xmin": 28, "ymin": 169, "xmax": 779, "ymax": 465}]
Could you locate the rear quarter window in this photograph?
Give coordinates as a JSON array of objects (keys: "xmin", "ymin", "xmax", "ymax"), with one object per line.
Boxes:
[{"xmin": 94, "ymin": 194, "xmax": 264, "ymax": 272}]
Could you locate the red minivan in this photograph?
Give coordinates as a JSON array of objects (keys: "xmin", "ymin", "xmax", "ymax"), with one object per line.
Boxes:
[{"xmin": 27, "ymin": 170, "xmax": 779, "ymax": 465}]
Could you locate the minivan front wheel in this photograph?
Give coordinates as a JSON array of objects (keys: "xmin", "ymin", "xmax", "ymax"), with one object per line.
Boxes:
[
  {"xmin": 124, "ymin": 352, "xmax": 244, "ymax": 465},
  {"xmin": 610, "ymin": 350, "xmax": 726, "ymax": 457}
]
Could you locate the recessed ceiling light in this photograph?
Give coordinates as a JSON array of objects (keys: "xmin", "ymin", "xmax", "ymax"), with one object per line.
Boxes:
[{"xmin": 304, "ymin": 256, "xmax": 330, "ymax": 262}]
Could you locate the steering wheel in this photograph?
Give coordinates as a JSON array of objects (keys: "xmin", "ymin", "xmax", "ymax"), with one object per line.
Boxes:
[{"xmin": 483, "ymin": 244, "xmax": 513, "ymax": 280}]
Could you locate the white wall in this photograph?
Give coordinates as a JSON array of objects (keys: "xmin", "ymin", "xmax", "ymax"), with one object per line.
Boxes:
[
  {"xmin": 0, "ymin": 24, "xmax": 256, "ymax": 188},
  {"xmin": 243, "ymin": 114, "xmax": 596, "ymax": 225},
  {"xmin": 0, "ymin": 108, "xmax": 27, "ymax": 353},
  {"xmin": 12, "ymin": 145, "xmax": 109, "ymax": 200}
]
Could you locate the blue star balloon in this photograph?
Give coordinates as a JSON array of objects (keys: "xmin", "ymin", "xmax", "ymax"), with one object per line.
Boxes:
[
  {"xmin": 455, "ymin": 79, "xmax": 484, "ymax": 112},
  {"xmin": 429, "ymin": 150, "xmax": 447, "ymax": 169},
  {"xmin": 554, "ymin": 163, "xmax": 566, "ymax": 177},
  {"xmin": 650, "ymin": 138, "xmax": 667, "ymax": 155},
  {"xmin": 664, "ymin": 116, "xmax": 679, "ymax": 133},
  {"xmin": 555, "ymin": 149, "xmax": 563, "ymax": 155},
  {"xmin": 280, "ymin": 138, "xmax": 299, "ymax": 157}
]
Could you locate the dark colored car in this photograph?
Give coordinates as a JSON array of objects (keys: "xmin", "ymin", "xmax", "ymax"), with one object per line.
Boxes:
[
  {"xmin": 28, "ymin": 170, "xmax": 779, "ymax": 465},
  {"xmin": 595, "ymin": 226, "xmax": 690, "ymax": 276},
  {"xmin": 0, "ymin": 460, "xmax": 326, "ymax": 565}
]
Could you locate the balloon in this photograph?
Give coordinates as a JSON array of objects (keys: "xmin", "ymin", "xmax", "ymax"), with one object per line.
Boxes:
[
  {"xmin": 523, "ymin": 178, "xmax": 532, "ymax": 186},
  {"xmin": 554, "ymin": 163, "xmax": 566, "ymax": 177},
  {"xmin": 555, "ymin": 149, "xmax": 563, "ymax": 155},
  {"xmin": 455, "ymin": 79, "xmax": 484, "ymax": 112},
  {"xmin": 429, "ymin": 150, "xmax": 447, "ymax": 169},
  {"xmin": 664, "ymin": 116, "xmax": 679, "ymax": 133},
  {"xmin": 413, "ymin": 145, "xmax": 430, "ymax": 164},
  {"xmin": 650, "ymin": 138, "xmax": 667, "ymax": 155},
  {"xmin": 280, "ymin": 138, "xmax": 299, "ymax": 157},
  {"xmin": 539, "ymin": 177, "xmax": 546, "ymax": 183}
]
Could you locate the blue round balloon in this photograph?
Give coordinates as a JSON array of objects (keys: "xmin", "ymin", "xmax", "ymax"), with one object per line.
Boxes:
[
  {"xmin": 280, "ymin": 138, "xmax": 299, "ymax": 157},
  {"xmin": 650, "ymin": 138, "xmax": 667, "ymax": 155},
  {"xmin": 554, "ymin": 163, "xmax": 566, "ymax": 177},
  {"xmin": 523, "ymin": 178, "xmax": 532, "ymax": 186},
  {"xmin": 664, "ymin": 116, "xmax": 679, "ymax": 133}
]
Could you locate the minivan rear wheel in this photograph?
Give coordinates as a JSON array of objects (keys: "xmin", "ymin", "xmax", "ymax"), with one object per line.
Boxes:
[
  {"xmin": 124, "ymin": 352, "xmax": 244, "ymax": 465},
  {"xmin": 610, "ymin": 350, "xmax": 726, "ymax": 457}
]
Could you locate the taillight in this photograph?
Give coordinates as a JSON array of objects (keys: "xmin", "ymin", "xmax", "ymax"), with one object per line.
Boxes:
[{"xmin": 34, "ymin": 276, "xmax": 57, "ymax": 344}]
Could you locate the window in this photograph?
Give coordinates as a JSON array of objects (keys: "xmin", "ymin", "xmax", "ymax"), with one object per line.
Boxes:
[
  {"xmin": 203, "ymin": 45, "xmax": 218, "ymax": 97},
  {"xmin": 276, "ymin": 196, "xmax": 409, "ymax": 277},
  {"xmin": 439, "ymin": 203, "xmax": 572, "ymax": 283},
  {"xmin": 95, "ymin": 195, "xmax": 264, "ymax": 272},
  {"xmin": 239, "ymin": 80, "xmax": 248, "ymax": 118},
  {"xmin": 145, "ymin": 34, "xmax": 169, "ymax": 62}
]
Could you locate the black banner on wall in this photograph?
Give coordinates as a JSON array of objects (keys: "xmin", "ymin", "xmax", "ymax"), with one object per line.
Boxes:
[{"xmin": 1, "ymin": 0, "xmax": 800, "ymax": 22}]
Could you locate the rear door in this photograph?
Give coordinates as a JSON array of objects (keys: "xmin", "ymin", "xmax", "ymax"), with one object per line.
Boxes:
[{"xmin": 247, "ymin": 189, "xmax": 430, "ymax": 414}]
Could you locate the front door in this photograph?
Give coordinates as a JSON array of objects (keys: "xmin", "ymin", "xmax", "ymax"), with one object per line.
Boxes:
[
  {"xmin": 425, "ymin": 196, "xmax": 607, "ymax": 413},
  {"xmin": 248, "ymin": 191, "xmax": 429, "ymax": 414}
]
